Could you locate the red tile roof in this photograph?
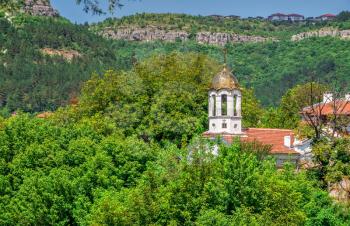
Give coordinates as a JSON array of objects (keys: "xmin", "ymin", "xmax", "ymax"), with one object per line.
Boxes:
[
  {"xmin": 320, "ymin": 14, "xmax": 336, "ymax": 17},
  {"xmin": 302, "ymin": 100, "xmax": 350, "ymax": 116},
  {"xmin": 203, "ymin": 128, "xmax": 298, "ymax": 155}
]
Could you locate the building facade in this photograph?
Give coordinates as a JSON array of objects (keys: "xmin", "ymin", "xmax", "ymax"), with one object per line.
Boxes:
[
  {"xmin": 288, "ymin": 14, "xmax": 305, "ymax": 21},
  {"xmin": 268, "ymin": 13, "xmax": 289, "ymax": 21},
  {"xmin": 317, "ymin": 14, "xmax": 336, "ymax": 21},
  {"xmin": 268, "ymin": 13, "xmax": 304, "ymax": 21}
]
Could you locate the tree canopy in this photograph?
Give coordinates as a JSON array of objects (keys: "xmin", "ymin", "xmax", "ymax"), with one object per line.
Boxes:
[
  {"xmin": 0, "ymin": 41, "xmax": 348, "ymax": 225},
  {"xmin": 1, "ymin": 113, "xmax": 349, "ymax": 225}
]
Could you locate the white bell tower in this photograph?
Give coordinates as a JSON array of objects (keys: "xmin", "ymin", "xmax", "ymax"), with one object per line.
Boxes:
[{"xmin": 208, "ymin": 65, "xmax": 242, "ymax": 134}]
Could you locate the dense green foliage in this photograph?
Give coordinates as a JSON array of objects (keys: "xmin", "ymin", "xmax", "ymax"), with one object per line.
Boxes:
[
  {"xmin": 1, "ymin": 12, "xmax": 350, "ymax": 112},
  {"xmin": 0, "ymin": 113, "xmax": 349, "ymax": 225},
  {"xmin": 1, "ymin": 5, "xmax": 350, "ymax": 225},
  {"xmin": 87, "ymin": 142, "xmax": 350, "ymax": 225},
  {"xmin": 0, "ymin": 17, "xmax": 349, "ymax": 223},
  {"xmin": 259, "ymin": 83, "xmax": 328, "ymax": 129},
  {"xmin": 108, "ymin": 37, "xmax": 350, "ymax": 107},
  {"xmin": 58, "ymin": 53, "xmax": 262, "ymax": 146},
  {"xmin": 0, "ymin": 14, "xmax": 123, "ymax": 112},
  {"xmin": 337, "ymin": 11, "xmax": 350, "ymax": 22},
  {"xmin": 0, "ymin": 114, "xmax": 157, "ymax": 225},
  {"xmin": 310, "ymin": 137, "xmax": 350, "ymax": 192}
]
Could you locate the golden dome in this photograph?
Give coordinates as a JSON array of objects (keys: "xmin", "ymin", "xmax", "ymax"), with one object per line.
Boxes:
[{"xmin": 211, "ymin": 65, "xmax": 239, "ymax": 90}]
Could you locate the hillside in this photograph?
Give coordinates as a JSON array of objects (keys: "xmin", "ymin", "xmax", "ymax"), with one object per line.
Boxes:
[
  {"xmin": 110, "ymin": 37, "xmax": 350, "ymax": 106},
  {"xmin": 2, "ymin": 6, "xmax": 350, "ymax": 226},
  {"xmin": 0, "ymin": 8, "xmax": 350, "ymax": 113},
  {"xmin": 93, "ymin": 13, "xmax": 350, "ymax": 105},
  {"xmin": 92, "ymin": 13, "xmax": 350, "ymax": 43},
  {"xmin": 0, "ymin": 51, "xmax": 349, "ymax": 226},
  {"xmin": 0, "ymin": 12, "xmax": 130, "ymax": 113}
]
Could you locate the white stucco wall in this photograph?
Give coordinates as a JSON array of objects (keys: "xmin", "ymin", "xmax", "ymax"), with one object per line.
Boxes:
[
  {"xmin": 208, "ymin": 89, "xmax": 242, "ymax": 134},
  {"xmin": 293, "ymin": 139, "xmax": 313, "ymax": 161}
]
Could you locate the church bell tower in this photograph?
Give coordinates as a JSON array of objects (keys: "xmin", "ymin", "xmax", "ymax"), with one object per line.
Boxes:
[{"xmin": 207, "ymin": 64, "xmax": 242, "ymax": 134}]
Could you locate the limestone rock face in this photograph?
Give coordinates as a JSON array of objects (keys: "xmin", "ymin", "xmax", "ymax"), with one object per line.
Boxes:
[
  {"xmin": 196, "ymin": 32, "xmax": 273, "ymax": 45},
  {"xmin": 100, "ymin": 27, "xmax": 274, "ymax": 45},
  {"xmin": 23, "ymin": 0, "xmax": 59, "ymax": 17},
  {"xmin": 340, "ymin": 30, "xmax": 350, "ymax": 39},
  {"xmin": 101, "ymin": 27, "xmax": 188, "ymax": 42},
  {"xmin": 40, "ymin": 48, "xmax": 81, "ymax": 62},
  {"xmin": 291, "ymin": 28, "xmax": 350, "ymax": 41}
]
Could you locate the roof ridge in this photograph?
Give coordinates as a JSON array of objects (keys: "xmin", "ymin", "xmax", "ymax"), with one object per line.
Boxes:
[{"xmin": 246, "ymin": 128, "xmax": 293, "ymax": 132}]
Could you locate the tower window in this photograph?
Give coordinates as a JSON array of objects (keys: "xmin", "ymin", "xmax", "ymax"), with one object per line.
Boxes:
[
  {"xmin": 213, "ymin": 95, "xmax": 216, "ymax": 116},
  {"xmin": 233, "ymin": 95, "xmax": 237, "ymax": 116},
  {"xmin": 222, "ymin": 94, "xmax": 227, "ymax": 116}
]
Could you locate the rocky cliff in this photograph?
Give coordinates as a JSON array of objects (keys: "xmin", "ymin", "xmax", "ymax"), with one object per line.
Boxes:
[
  {"xmin": 100, "ymin": 27, "xmax": 274, "ymax": 45},
  {"xmin": 101, "ymin": 27, "xmax": 188, "ymax": 42},
  {"xmin": 291, "ymin": 28, "xmax": 350, "ymax": 41},
  {"xmin": 23, "ymin": 0, "xmax": 58, "ymax": 17},
  {"xmin": 40, "ymin": 48, "xmax": 81, "ymax": 62},
  {"xmin": 196, "ymin": 32, "xmax": 274, "ymax": 45}
]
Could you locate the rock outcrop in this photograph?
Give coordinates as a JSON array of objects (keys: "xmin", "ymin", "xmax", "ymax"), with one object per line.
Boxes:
[
  {"xmin": 196, "ymin": 32, "xmax": 274, "ymax": 45},
  {"xmin": 100, "ymin": 27, "xmax": 274, "ymax": 45},
  {"xmin": 291, "ymin": 28, "xmax": 350, "ymax": 41},
  {"xmin": 330, "ymin": 177, "xmax": 350, "ymax": 203},
  {"xmin": 101, "ymin": 27, "xmax": 188, "ymax": 42},
  {"xmin": 40, "ymin": 48, "xmax": 81, "ymax": 61},
  {"xmin": 23, "ymin": 0, "xmax": 58, "ymax": 17}
]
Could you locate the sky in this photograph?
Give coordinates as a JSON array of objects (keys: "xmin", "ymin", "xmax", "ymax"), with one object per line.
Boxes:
[{"xmin": 51, "ymin": 0, "xmax": 350, "ymax": 24}]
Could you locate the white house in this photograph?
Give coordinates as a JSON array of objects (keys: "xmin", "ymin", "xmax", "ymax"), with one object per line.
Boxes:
[
  {"xmin": 288, "ymin": 14, "xmax": 305, "ymax": 21},
  {"xmin": 317, "ymin": 14, "xmax": 336, "ymax": 21},
  {"xmin": 268, "ymin": 13, "xmax": 304, "ymax": 22},
  {"xmin": 268, "ymin": 13, "xmax": 289, "ymax": 21}
]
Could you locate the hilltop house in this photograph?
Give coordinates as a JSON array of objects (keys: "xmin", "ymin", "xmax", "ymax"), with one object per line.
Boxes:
[
  {"xmin": 268, "ymin": 13, "xmax": 304, "ymax": 21},
  {"xmin": 224, "ymin": 15, "xmax": 241, "ymax": 19},
  {"xmin": 288, "ymin": 13, "xmax": 305, "ymax": 21},
  {"xmin": 203, "ymin": 65, "xmax": 307, "ymax": 166},
  {"xmin": 208, "ymin": 15, "xmax": 224, "ymax": 19},
  {"xmin": 268, "ymin": 13, "xmax": 289, "ymax": 21},
  {"xmin": 316, "ymin": 14, "xmax": 337, "ymax": 21}
]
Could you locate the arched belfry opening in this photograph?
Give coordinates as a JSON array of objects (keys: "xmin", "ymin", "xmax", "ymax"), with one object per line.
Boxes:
[
  {"xmin": 208, "ymin": 63, "xmax": 242, "ymax": 134},
  {"xmin": 221, "ymin": 94, "xmax": 227, "ymax": 116},
  {"xmin": 210, "ymin": 95, "xmax": 216, "ymax": 116}
]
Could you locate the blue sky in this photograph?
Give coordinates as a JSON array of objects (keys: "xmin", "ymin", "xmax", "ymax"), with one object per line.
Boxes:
[{"xmin": 51, "ymin": 0, "xmax": 350, "ymax": 24}]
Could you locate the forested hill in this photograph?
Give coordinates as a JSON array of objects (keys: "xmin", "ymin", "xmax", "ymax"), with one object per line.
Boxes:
[
  {"xmin": 0, "ymin": 12, "xmax": 134, "ymax": 113},
  {"xmin": 1, "ymin": 10, "xmax": 350, "ymax": 114}
]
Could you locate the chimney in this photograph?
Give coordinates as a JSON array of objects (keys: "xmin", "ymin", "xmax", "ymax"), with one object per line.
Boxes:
[
  {"xmin": 284, "ymin": 136, "xmax": 292, "ymax": 148},
  {"xmin": 323, "ymin": 92, "xmax": 333, "ymax": 103}
]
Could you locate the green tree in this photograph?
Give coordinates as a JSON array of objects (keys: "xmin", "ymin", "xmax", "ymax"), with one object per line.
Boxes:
[
  {"xmin": 87, "ymin": 139, "xmax": 350, "ymax": 225},
  {"xmin": 337, "ymin": 11, "xmax": 350, "ymax": 22},
  {"xmin": 260, "ymin": 82, "xmax": 328, "ymax": 129}
]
